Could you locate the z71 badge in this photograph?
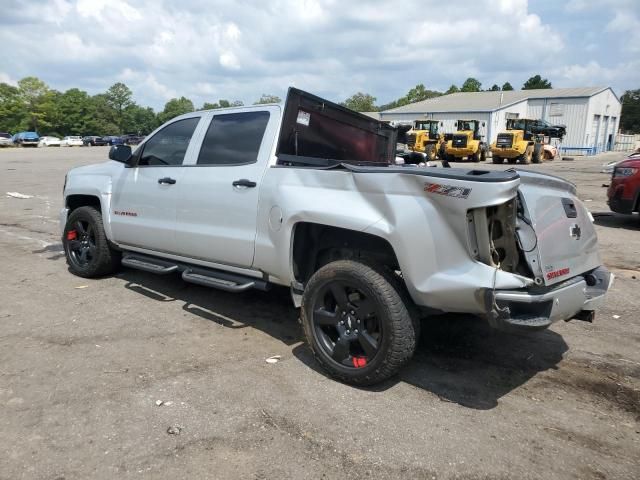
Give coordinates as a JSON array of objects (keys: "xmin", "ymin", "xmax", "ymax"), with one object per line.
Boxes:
[{"xmin": 423, "ymin": 183, "xmax": 472, "ymax": 199}]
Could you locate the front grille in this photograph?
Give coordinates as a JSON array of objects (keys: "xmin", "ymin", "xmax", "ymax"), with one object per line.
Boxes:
[
  {"xmin": 406, "ymin": 133, "xmax": 416, "ymax": 148},
  {"xmin": 452, "ymin": 134, "xmax": 467, "ymax": 148},
  {"xmin": 496, "ymin": 133, "xmax": 513, "ymax": 148}
]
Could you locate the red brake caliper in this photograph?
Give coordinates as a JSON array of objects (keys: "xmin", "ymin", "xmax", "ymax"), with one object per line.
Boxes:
[
  {"xmin": 66, "ymin": 230, "xmax": 77, "ymax": 241},
  {"xmin": 352, "ymin": 356, "xmax": 367, "ymax": 368}
]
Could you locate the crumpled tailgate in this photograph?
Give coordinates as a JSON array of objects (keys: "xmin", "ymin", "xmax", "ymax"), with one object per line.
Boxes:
[{"xmin": 517, "ymin": 170, "xmax": 601, "ymax": 286}]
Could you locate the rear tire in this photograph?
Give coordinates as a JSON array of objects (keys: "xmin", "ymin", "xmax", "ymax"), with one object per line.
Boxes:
[
  {"xmin": 492, "ymin": 155, "xmax": 504, "ymax": 164},
  {"xmin": 424, "ymin": 144, "xmax": 436, "ymax": 162},
  {"xmin": 519, "ymin": 145, "xmax": 533, "ymax": 164},
  {"xmin": 470, "ymin": 150, "xmax": 480, "ymax": 162},
  {"xmin": 532, "ymin": 143, "xmax": 543, "ymax": 164},
  {"xmin": 63, "ymin": 206, "xmax": 121, "ymax": 278},
  {"xmin": 301, "ymin": 260, "xmax": 417, "ymax": 386}
]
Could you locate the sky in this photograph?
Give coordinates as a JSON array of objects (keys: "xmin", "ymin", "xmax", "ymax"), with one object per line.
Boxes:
[{"xmin": 0, "ymin": 0, "xmax": 638, "ymax": 110}]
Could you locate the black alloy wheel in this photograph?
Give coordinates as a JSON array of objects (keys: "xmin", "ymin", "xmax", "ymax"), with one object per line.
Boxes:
[
  {"xmin": 63, "ymin": 206, "xmax": 120, "ymax": 277},
  {"xmin": 301, "ymin": 260, "xmax": 417, "ymax": 385},
  {"xmin": 66, "ymin": 219, "xmax": 97, "ymax": 269},
  {"xmin": 311, "ymin": 280, "xmax": 384, "ymax": 369}
]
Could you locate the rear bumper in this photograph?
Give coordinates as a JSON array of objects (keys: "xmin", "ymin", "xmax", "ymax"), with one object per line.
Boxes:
[
  {"xmin": 447, "ymin": 147, "xmax": 475, "ymax": 157},
  {"xmin": 491, "ymin": 146, "xmax": 524, "ymax": 159},
  {"xmin": 485, "ymin": 266, "xmax": 613, "ymax": 331}
]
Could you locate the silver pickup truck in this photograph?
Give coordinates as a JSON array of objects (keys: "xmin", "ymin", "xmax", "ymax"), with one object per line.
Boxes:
[{"xmin": 61, "ymin": 88, "xmax": 612, "ymax": 385}]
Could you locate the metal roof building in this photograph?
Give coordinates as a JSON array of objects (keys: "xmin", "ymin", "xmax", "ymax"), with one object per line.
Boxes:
[{"xmin": 379, "ymin": 87, "xmax": 622, "ymax": 154}]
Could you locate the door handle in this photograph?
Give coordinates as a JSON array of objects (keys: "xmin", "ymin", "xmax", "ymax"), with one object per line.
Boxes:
[
  {"xmin": 158, "ymin": 177, "xmax": 177, "ymax": 185},
  {"xmin": 232, "ymin": 179, "xmax": 257, "ymax": 188}
]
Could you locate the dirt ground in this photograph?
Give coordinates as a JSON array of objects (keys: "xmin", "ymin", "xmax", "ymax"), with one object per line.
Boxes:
[{"xmin": 0, "ymin": 147, "xmax": 638, "ymax": 480}]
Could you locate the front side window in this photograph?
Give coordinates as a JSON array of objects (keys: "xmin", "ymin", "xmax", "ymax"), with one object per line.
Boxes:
[
  {"xmin": 139, "ymin": 117, "xmax": 200, "ymax": 166},
  {"xmin": 197, "ymin": 111, "xmax": 269, "ymax": 166}
]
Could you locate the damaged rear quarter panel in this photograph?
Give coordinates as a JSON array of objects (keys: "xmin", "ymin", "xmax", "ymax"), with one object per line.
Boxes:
[{"xmin": 254, "ymin": 166, "xmax": 530, "ymax": 314}]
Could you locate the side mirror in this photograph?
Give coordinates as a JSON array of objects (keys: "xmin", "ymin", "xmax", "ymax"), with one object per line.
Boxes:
[{"xmin": 109, "ymin": 145, "xmax": 133, "ymax": 164}]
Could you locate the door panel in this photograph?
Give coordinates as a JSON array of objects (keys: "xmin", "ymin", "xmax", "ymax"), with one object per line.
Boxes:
[
  {"xmin": 110, "ymin": 116, "xmax": 203, "ymax": 253},
  {"xmin": 174, "ymin": 108, "xmax": 278, "ymax": 267}
]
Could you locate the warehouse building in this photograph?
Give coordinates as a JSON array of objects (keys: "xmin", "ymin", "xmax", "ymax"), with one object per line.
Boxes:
[{"xmin": 379, "ymin": 87, "xmax": 621, "ymax": 155}]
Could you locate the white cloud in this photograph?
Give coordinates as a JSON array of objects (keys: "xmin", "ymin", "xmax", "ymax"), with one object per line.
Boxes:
[
  {"xmin": 0, "ymin": 72, "xmax": 18, "ymax": 86},
  {"xmin": 0, "ymin": 0, "xmax": 636, "ymax": 108}
]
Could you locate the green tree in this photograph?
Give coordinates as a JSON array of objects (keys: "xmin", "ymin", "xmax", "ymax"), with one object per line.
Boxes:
[
  {"xmin": 105, "ymin": 82, "xmax": 134, "ymax": 133},
  {"xmin": 620, "ymin": 89, "xmax": 640, "ymax": 133},
  {"xmin": 501, "ymin": 82, "xmax": 514, "ymax": 91},
  {"xmin": 158, "ymin": 96, "xmax": 194, "ymax": 123},
  {"xmin": 0, "ymin": 83, "xmax": 24, "ymax": 133},
  {"xmin": 123, "ymin": 104, "xmax": 158, "ymax": 134},
  {"xmin": 489, "ymin": 84, "xmax": 500, "ymax": 91},
  {"xmin": 254, "ymin": 94, "xmax": 281, "ymax": 105},
  {"xmin": 445, "ymin": 84, "xmax": 460, "ymax": 94},
  {"xmin": 199, "ymin": 99, "xmax": 244, "ymax": 110},
  {"xmin": 86, "ymin": 94, "xmax": 119, "ymax": 135},
  {"xmin": 342, "ymin": 92, "xmax": 377, "ymax": 112},
  {"xmin": 378, "ymin": 85, "xmax": 442, "ymax": 110},
  {"xmin": 522, "ymin": 75, "xmax": 552, "ymax": 90},
  {"xmin": 461, "ymin": 78, "xmax": 482, "ymax": 92},
  {"xmin": 17, "ymin": 76, "xmax": 51, "ymax": 131},
  {"xmin": 402, "ymin": 84, "xmax": 441, "ymax": 104},
  {"xmin": 55, "ymin": 88, "xmax": 92, "ymax": 135}
]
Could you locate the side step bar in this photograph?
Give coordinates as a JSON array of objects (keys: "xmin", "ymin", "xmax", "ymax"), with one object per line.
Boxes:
[
  {"xmin": 122, "ymin": 255, "xmax": 178, "ymax": 274},
  {"xmin": 121, "ymin": 253, "xmax": 269, "ymax": 293},
  {"xmin": 182, "ymin": 270, "xmax": 255, "ymax": 293}
]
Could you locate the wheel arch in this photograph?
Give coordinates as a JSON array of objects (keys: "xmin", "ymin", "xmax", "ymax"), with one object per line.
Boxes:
[
  {"xmin": 66, "ymin": 194, "xmax": 101, "ymax": 214},
  {"xmin": 291, "ymin": 222, "xmax": 400, "ymax": 285}
]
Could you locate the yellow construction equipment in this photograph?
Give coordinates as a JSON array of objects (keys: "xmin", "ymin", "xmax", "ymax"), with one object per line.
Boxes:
[
  {"xmin": 405, "ymin": 120, "xmax": 444, "ymax": 161},
  {"xmin": 442, "ymin": 120, "xmax": 487, "ymax": 162},
  {"xmin": 491, "ymin": 119, "xmax": 553, "ymax": 164}
]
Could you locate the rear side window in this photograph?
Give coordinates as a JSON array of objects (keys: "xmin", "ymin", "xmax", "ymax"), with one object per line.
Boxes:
[
  {"xmin": 139, "ymin": 117, "xmax": 200, "ymax": 166},
  {"xmin": 197, "ymin": 111, "xmax": 269, "ymax": 165}
]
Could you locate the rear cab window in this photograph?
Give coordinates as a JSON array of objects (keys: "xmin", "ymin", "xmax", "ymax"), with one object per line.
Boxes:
[{"xmin": 197, "ymin": 111, "xmax": 270, "ymax": 166}]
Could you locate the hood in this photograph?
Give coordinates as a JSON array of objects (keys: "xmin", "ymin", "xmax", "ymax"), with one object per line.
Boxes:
[{"xmin": 70, "ymin": 161, "xmax": 121, "ymax": 177}]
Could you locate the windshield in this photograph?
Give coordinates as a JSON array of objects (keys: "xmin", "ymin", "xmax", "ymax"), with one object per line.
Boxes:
[
  {"xmin": 0, "ymin": 133, "xmax": 11, "ymax": 139},
  {"xmin": 413, "ymin": 121, "xmax": 437, "ymax": 132}
]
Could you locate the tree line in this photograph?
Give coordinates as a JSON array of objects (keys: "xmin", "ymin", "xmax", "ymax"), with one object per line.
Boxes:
[
  {"xmin": 0, "ymin": 76, "xmax": 282, "ymax": 136},
  {"xmin": 341, "ymin": 74, "xmax": 554, "ymax": 112},
  {"xmin": 2, "ymin": 75, "xmax": 638, "ymax": 135}
]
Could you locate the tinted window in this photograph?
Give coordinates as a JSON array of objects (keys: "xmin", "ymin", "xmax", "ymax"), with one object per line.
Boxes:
[
  {"xmin": 139, "ymin": 117, "xmax": 200, "ymax": 166},
  {"xmin": 197, "ymin": 111, "xmax": 269, "ymax": 165}
]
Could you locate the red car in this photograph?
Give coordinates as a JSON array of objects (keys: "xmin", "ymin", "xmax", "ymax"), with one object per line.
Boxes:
[{"xmin": 607, "ymin": 153, "xmax": 640, "ymax": 214}]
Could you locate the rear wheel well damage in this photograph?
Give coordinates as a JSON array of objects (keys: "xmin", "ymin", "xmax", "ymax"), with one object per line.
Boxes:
[
  {"xmin": 292, "ymin": 223, "xmax": 400, "ymax": 285},
  {"xmin": 66, "ymin": 194, "xmax": 101, "ymax": 214}
]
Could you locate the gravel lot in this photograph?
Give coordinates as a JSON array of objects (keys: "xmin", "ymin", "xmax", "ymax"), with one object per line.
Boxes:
[{"xmin": 1, "ymin": 147, "xmax": 638, "ymax": 480}]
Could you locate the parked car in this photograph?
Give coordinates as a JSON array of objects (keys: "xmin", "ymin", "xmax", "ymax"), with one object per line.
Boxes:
[
  {"xmin": 60, "ymin": 87, "xmax": 612, "ymax": 386},
  {"xmin": 607, "ymin": 154, "xmax": 640, "ymax": 215},
  {"xmin": 103, "ymin": 136, "xmax": 124, "ymax": 146},
  {"xmin": 61, "ymin": 136, "xmax": 84, "ymax": 147},
  {"xmin": 82, "ymin": 136, "xmax": 107, "ymax": 146},
  {"xmin": 122, "ymin": 134, "xmax": 145, "ymax": 145},
  {"xmin": 0, "ymin": 132, "xmax": 13, "ymax": 147},
  {"xmin": 39, "ymin": 136, "xmax": 62, "ymax": 147},
  {"xmin": 530, "ymin": 119, "xmax": 566, "ymax": 139},
  {"xmin": 13, "ymin": 131, "xmax": 40, "ymax": 147}
]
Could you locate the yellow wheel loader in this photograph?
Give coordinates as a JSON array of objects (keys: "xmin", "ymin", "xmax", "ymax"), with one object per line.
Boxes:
[
  {"xmin": 491, "ymin": 119, "xmax": 548, "ymax": 165},
  {"xmin": 405, "ymin": 120, "xmax": 444, "ymax": 161},
  {"xmin": 442, "ymin": 120, "xmax": 487, "ymax": 163}
]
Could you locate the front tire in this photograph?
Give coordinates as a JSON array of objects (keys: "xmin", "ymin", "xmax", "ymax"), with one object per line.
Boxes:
[
  {"xmin": 63, "ymin": 206, "xmax": 121, "ymax": 278},
  {"xmin": 424, "ymin": 144, "xmax": 436, "ymax": 162},
  {"xmin": 301, "ymin": 260, "xmax": 417, "ymax": 386}
]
